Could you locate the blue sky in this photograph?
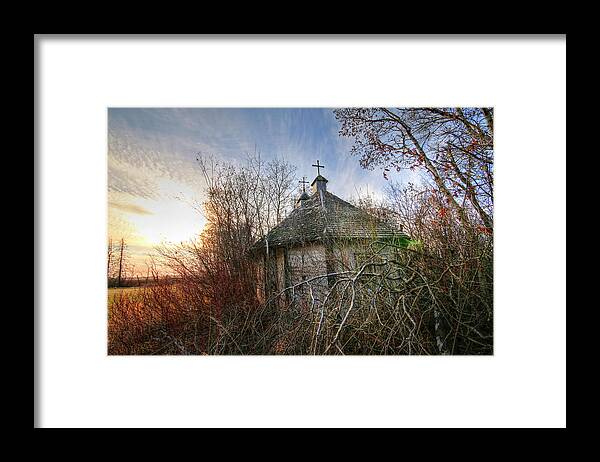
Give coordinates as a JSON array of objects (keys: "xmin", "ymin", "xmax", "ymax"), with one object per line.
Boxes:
[{"xmin": 108, "ymin": 108, "xmax": 417, "ymax": 272}]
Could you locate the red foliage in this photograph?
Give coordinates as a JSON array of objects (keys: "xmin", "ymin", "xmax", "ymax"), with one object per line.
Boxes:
[{"xmin": 477, "ymin": 225, "xmax": 492, "ymax": 235}]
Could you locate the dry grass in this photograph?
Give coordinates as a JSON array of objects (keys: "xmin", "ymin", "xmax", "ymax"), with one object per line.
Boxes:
[{"xmin": 107, "ymin": 240, "xmax": 492, "ymax": 356}]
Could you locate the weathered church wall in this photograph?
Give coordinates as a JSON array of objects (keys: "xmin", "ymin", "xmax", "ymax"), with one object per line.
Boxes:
[
  {"xmin": 255, "ymin": 240, "xmax": 400, "ymax": 306},
  {"xmin": 276, "ymin": 247, "xmax": 286, "ymax": 293},
  {"xmin": 287, "ymin": 244, "xmax": 328, "ymax": 285},
  {"xmin": 334, "ymin": 241, "xmax": 398, "ymax": 271},
  {"xmin": 330, "ymin": 244, "xmax": 357, "ymax": 273},
  {"xmin": 257, "ymin": 244, "xmax": 329, "ymax": 308}
]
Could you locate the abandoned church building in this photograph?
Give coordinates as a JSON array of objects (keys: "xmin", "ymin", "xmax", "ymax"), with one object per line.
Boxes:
[{"xmin": 252, "ymin": 161, "xmax": 409, "ymax": 305}]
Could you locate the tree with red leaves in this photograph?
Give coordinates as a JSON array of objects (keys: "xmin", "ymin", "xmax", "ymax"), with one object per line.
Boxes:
[{"xmin": 334, "ymin": 108, "xmax": 493, "ymax": 231}]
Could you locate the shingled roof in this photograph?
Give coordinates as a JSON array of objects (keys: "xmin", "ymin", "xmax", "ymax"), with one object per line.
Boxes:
[{"xmin": 252, "ymin": 187, "xmax": 407, "ymax": 250}]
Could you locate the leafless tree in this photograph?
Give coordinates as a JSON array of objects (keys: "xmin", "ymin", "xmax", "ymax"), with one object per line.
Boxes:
[
  {"xmin": 108, "ymin": 237, "xmax": 132, "ymax": 287},
  {"xmin": 117, "ymin": 238, "xmax": 125, "ymax": 287},
  {"xmin": 107, "ymin": 238, "xmax": 115, "ymax": 285}
]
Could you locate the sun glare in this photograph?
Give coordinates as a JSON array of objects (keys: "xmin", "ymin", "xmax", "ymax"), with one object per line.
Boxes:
[
  {"xmin": 112, "ymin": 179, "xmax": 206, "ymax": 247},
  {"xmin": 140, "ymin": 180, "xmax": 204, "ymax": 246}
]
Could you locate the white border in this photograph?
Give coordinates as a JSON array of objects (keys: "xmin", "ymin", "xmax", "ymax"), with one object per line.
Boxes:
[{"xmin": 36, "ymin": 36, "xmax": 566, "ymax": 428}]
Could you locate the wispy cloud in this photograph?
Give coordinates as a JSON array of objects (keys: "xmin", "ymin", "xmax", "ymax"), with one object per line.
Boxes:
[{"xmin": 109, "ymin": 201, "xmax": 153, "ymax": 216}]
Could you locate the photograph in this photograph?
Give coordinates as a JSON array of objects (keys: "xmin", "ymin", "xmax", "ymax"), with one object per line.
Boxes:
[
  {"xmin": 36, "ymin": 34, "xmax": 566, "ymax": 429},
  {"xmin": 107, "ymin": 107, "xmax": 494, "ymax": 355}
]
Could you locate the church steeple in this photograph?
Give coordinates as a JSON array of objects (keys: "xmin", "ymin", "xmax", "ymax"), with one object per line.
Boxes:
[
  {"xmin": 311, "ymin": 175, "xmax": 328, "ymax": 194},
  {"xmin": 310, "ymin": 160, "xmax": 328, "ymax": 194},
  {"xmin": 295, "ymin": 176, "xmax": 310, "ymax": 208}
]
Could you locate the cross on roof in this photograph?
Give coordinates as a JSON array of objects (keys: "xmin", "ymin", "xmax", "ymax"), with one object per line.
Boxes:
[
  {"xmin": 312, "ymin": 160, "xmax": 325, "ymax": 176},
  {"xmin": 299, "ymin": 176, "xmax": 309, "ymax": 192}
]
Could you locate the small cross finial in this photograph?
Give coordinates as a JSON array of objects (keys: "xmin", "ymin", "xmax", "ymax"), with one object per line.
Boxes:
[
  {"xmin": 312, "ymin": 160, "xmax": 325, "ymax": 176},
  {"xmin": 299, "ymin": 176, "xmax": 309, "ymax": 192}
]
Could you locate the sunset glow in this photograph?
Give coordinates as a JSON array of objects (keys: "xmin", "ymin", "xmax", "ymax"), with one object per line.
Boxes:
[
  {"xmin": 108, "ymin": 180, "xmax": 206, "ymax": 272},
  {"xmin": 124, "ymin": 179, "xmax": 204, "ymax": 246},
  {"xmin": 107, "ymin": 108, "xmax": 419, "ymax": 274}
]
